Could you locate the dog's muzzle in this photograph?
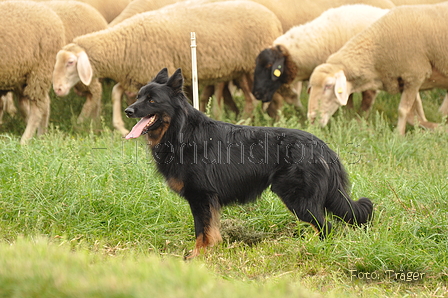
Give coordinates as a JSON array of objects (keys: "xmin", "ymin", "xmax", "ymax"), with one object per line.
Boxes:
[{"xmin": 125, "ymin": 107, "xmax": 135, "ymax": 118}]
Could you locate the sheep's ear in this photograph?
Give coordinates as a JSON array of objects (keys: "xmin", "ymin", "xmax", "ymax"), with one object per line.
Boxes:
[
  {"xmin": 334, "ymin": 70, "xmax": 350, "ymax": 105},
  {"xmin": 152, "ymin": 68, "xmax": 169, "ymax": 84},
  {"xmin": 271, "ymin": 56, "xmax": 285, "ymax": 81},
  {"xmin": 77, "ymin": 51, "xmax": 93, "ymax": 86},
  {"xmin": 167, "ymin": 68, "xmax": 183, "ymax": 93}
]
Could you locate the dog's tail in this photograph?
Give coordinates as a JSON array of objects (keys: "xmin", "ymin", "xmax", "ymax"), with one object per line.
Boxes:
[{"xmin": 325, "ymin": 162, "xmax": 373, "ymax": 226}]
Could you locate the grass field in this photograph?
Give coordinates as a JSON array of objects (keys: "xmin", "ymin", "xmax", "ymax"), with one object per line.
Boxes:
[{"xmin": 0, "ymin": 83, "xmax": 447, "ymax": 297}]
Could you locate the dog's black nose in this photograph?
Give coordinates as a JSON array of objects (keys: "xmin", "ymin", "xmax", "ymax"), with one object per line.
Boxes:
[{"xmin": 125, "ymin": 107, "xmax": 135, "ymax": 118}]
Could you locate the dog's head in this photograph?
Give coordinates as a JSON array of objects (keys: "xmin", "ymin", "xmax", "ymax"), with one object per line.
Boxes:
[{"xmin": 124, "ymin": 68, "xmax": 184, "ymax": 143}]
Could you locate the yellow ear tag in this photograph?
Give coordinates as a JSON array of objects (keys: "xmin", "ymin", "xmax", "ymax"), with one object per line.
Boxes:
[
  {"xmin": 337, "ymin": 88, "xmax": 343, "ymax": 94},
  {"xmin": 273, "ymin": 69, "xmax": 281, "ymax": 77}
]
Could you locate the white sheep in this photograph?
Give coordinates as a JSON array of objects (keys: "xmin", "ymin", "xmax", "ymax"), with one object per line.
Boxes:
[
  {"xmin": 109, "ymin": 0, "xmax": 182, "ymax": 26},
  {"xmin": 5, "ymin": 0, "xmax": 131, "ymax": 23},
  {"xmin": 107, "ymin": 0, "xmax": 395, "ymax": 117},
  {"xmin": 251, "ymin": 0, "xmax": 395, "ymax": 116},
  {"xmin": 52, "ymin": 0, "xmax": 283, "ymax": 135},
  {"xmin": 111, "ymin": 0, "xmax": 396, "ymax": 32},
  {"xmin": 1, "ymin": 1, "xmax": 108, "ymax": 125},
  {"xmin": 249, "ymin": 0, "xmax": 394, "ymax": 32},
  {"xmin": 307, "ymin": 2, "xmax": 448, "ymax": 134},
  {"xmin": 252, "ymin": 4, "xmax": 389, "ymax": 113},
  {"xmin": 109, "ymin": 0, "xmax": 239, "ymax": 117},
  {"xmin": 391, "ymin": 0, "xmax": 448, "ymax": 119},
  {"xmin": 0, "ymin": 1, "xmax": 65, "ymax": 144},
  {"xmin": 47, "ymin": 1, "xmax": 108, "ymax": 123},
  {"xmin": 391, "ymin": 0, "xmax": 446, "ymax": 5}
]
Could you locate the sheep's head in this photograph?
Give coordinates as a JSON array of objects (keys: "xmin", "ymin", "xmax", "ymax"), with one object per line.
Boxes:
[
  {"xmin": 307, "ymin": 64, "xmax": 352, "ymax": 126},
  {"xmin": 53, "ymin": 43, "xmax": 92, "ymax": 97},
  {"xmin": 252, "ymin": 45, "xmax": 297, "ymax": 102}
]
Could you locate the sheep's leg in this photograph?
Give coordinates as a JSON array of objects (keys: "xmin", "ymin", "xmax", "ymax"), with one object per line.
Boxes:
[
  {"xmin": 409, "ymin": 93, "xmax": 438, "ymax": 130},
  {"xmin": 37, "ymin": 94, "xmax": 50, "ymax": 136},
  {"xmin": 222, "ymin": 83, "xmax": 239, "ymax": 115},
  {"xmin": 397, "ymin": 87, "xmax": 419, "ymax": 135},
  {"xmin": 211, "ymin": 82, "xmax": 239, "ymax": 118},
  {"xmin": 280, "ymin": 81, "xmax": 302, "ymax": 108},
  {"xmin": 439, "ymin": 92, "xmax": 448, "ymax": 118},
  {"xmin": 265, "ymin": 92, "xmax": 284, "ymax": 120},
  {"xmin": 0, "ymin": 93, "xmax": 14, "ymax": 125},
  {"xmin": 212, "ymin": 82, "xmax": 225, "ymax": 119},
  {"xmin": 345, "ymin": 90, "xmax": 376, "ymax": 113},
  {"xmin": 1, "ymin": 92, "xmax": 17, "ymax": 125},
  {"xmin": 360, "ymin": 90, "xmax": 377, "ymax": 113},
  {"xmin": 345, "ymin": 94, "xmax": 355, "ymax": 109},
  {"xmin": 20, "ymin": 95, "xmax": 49, "ymax": 144},
  {"xmin": 77, "ymin": 79, "xmax": 102, "ymax": 123},
  {"xmin": 0, "ymin": 95, "xmax": 4, "ymax": 125},
  {"xmin": 111, "ymin": 83, "xmax": 129, "ymax": 136},
  {"xmin": 18, "ymin": 96, "xmax": 30, "ymax": 121},
  {"xmin": 239, "ymin": 73, "xmax": 257, "ymax": 117},
  {"xmin": 291, "ymin": 81, "xmax": 303, "ymax": 106},
  {"xmin": 200, "ymin": 85, "xmax": 214, "ymax": 112}
]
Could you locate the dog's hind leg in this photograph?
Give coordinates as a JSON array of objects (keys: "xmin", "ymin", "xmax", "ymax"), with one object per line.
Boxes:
[
  {"xmin": 271, "ymin": 182, "xmax": 331, "ymax": 239},
  {"xmin": 185, "ymin": 194, "xmax": 222, "ymax": 259},
  {"xmin": 271, "ymin": 175, "xmax": 331, "ymax": 239},
  {"xmin": 287, "ymin": 199, "xmax": 331, "ymax": 239}
]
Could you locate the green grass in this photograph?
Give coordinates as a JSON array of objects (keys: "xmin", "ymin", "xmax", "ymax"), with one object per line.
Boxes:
[{"xmin": 0, "ymin": 85, "xmax": 447, "ymax": 297}]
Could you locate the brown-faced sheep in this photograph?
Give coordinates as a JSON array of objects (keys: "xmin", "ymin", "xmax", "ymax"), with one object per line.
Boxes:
[
  {"xmin": 52, "ymin": 1, "xmax": 283, "ymax": 135},
  {"xmin": 0, "ymin": 1, "xmax": 65, "ymax": 144},
  {"xmin": 307, "ymin": 3, "xmax": 448, "ymax": 134}
]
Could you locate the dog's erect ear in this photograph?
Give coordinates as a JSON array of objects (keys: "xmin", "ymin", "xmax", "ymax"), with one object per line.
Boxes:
[
  {"xmin": 166, "ymin": 68, "xmax": 183, "ymax": 93},
  {"xmin": 152, "ymin": 68, "xmax": 169, "ymax": 84}
]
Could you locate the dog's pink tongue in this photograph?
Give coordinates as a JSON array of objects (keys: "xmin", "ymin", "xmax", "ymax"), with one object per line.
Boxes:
[{"xmin": 125, "ymin": 117, "xmax": 151, "ymax": 139}]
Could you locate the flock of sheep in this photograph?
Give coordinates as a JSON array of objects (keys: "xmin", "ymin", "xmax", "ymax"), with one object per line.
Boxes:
[{"xmin": 1, "ymin": 0, "xmax": 447, "ymax": 144}]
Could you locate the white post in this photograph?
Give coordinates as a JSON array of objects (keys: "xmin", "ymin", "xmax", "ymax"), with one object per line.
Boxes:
[{"xmin": 190, "ymin": 32, "xmax": 199, "ymax": 110}]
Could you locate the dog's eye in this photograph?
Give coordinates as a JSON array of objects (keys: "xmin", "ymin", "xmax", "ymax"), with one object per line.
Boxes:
[{"xmin": 149, "ymin": 99, "xmax": 155, "ymax": 103}]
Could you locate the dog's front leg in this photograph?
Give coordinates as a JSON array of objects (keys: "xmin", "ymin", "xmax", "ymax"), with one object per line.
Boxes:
[{"xmin": 185, "ymin": 195, "xmax": 222, "ymax": 259}]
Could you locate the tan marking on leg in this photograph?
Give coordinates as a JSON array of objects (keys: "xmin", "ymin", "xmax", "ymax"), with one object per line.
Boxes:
[
  {"xmin": 186, "ymin": 233, "xmax": 206, "ymax": 260},
  {"xmin": 166, "ymin": 178, "xmax": 184, "ymax": 193},
  {"xmin": 207, "ymin": 204, "xmax": 223, "ymax": 246},
  {"xmin": 186, "ymin": 204, "xmax": 222, "ymax": 259}
]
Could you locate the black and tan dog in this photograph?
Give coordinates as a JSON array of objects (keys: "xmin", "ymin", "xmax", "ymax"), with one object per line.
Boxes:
[{"xmin": 125, "ymin": 68, "xmax": 373, "ymax": 258}]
